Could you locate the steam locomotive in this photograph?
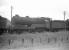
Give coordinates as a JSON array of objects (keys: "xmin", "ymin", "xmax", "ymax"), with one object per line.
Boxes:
[{"xmin": 11, "ymin": 15, "xmax": 49, "ymax": 33}]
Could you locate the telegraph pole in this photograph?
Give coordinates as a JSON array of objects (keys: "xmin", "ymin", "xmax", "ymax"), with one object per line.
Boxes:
[
  {"xmin": 10, "ymin": 6, "xmax": 13, "ymax": 33},
  {"xmin": 64, "ymin": 11, "xmax": 66, "ymax": 31},
  {"xmin": 64, "ymin": 11, "xmax": 66, "ymax": 21},
  {"xmin": 11, "ymin": 6, "xmax": 13, "ymax": 21}
]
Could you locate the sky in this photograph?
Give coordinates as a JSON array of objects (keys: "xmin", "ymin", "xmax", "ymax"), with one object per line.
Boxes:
[{"xmin": 0, "ymin": 0, "xmax": 69, "ymax": 20}]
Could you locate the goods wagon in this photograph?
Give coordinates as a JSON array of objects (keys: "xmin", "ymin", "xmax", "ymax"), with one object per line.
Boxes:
[{"xmin": 0, "ymin": 16, "xmax": 8, "ymax": 35}]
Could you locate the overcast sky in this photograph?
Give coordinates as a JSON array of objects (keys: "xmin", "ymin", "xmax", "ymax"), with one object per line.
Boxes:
[{"xmin": 0, "ymin": 0, "xmax": 69, "ymax": 20}]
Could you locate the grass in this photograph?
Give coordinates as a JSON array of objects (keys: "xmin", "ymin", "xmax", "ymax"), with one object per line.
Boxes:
[{"xmin": 0, "ymin": 31, "xmax": 69, "ymax": 50}]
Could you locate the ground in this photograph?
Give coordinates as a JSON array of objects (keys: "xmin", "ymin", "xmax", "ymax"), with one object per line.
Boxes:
[{"xmin": 0, "ymin": 31, "xmax": 69, "ymax": 50}]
